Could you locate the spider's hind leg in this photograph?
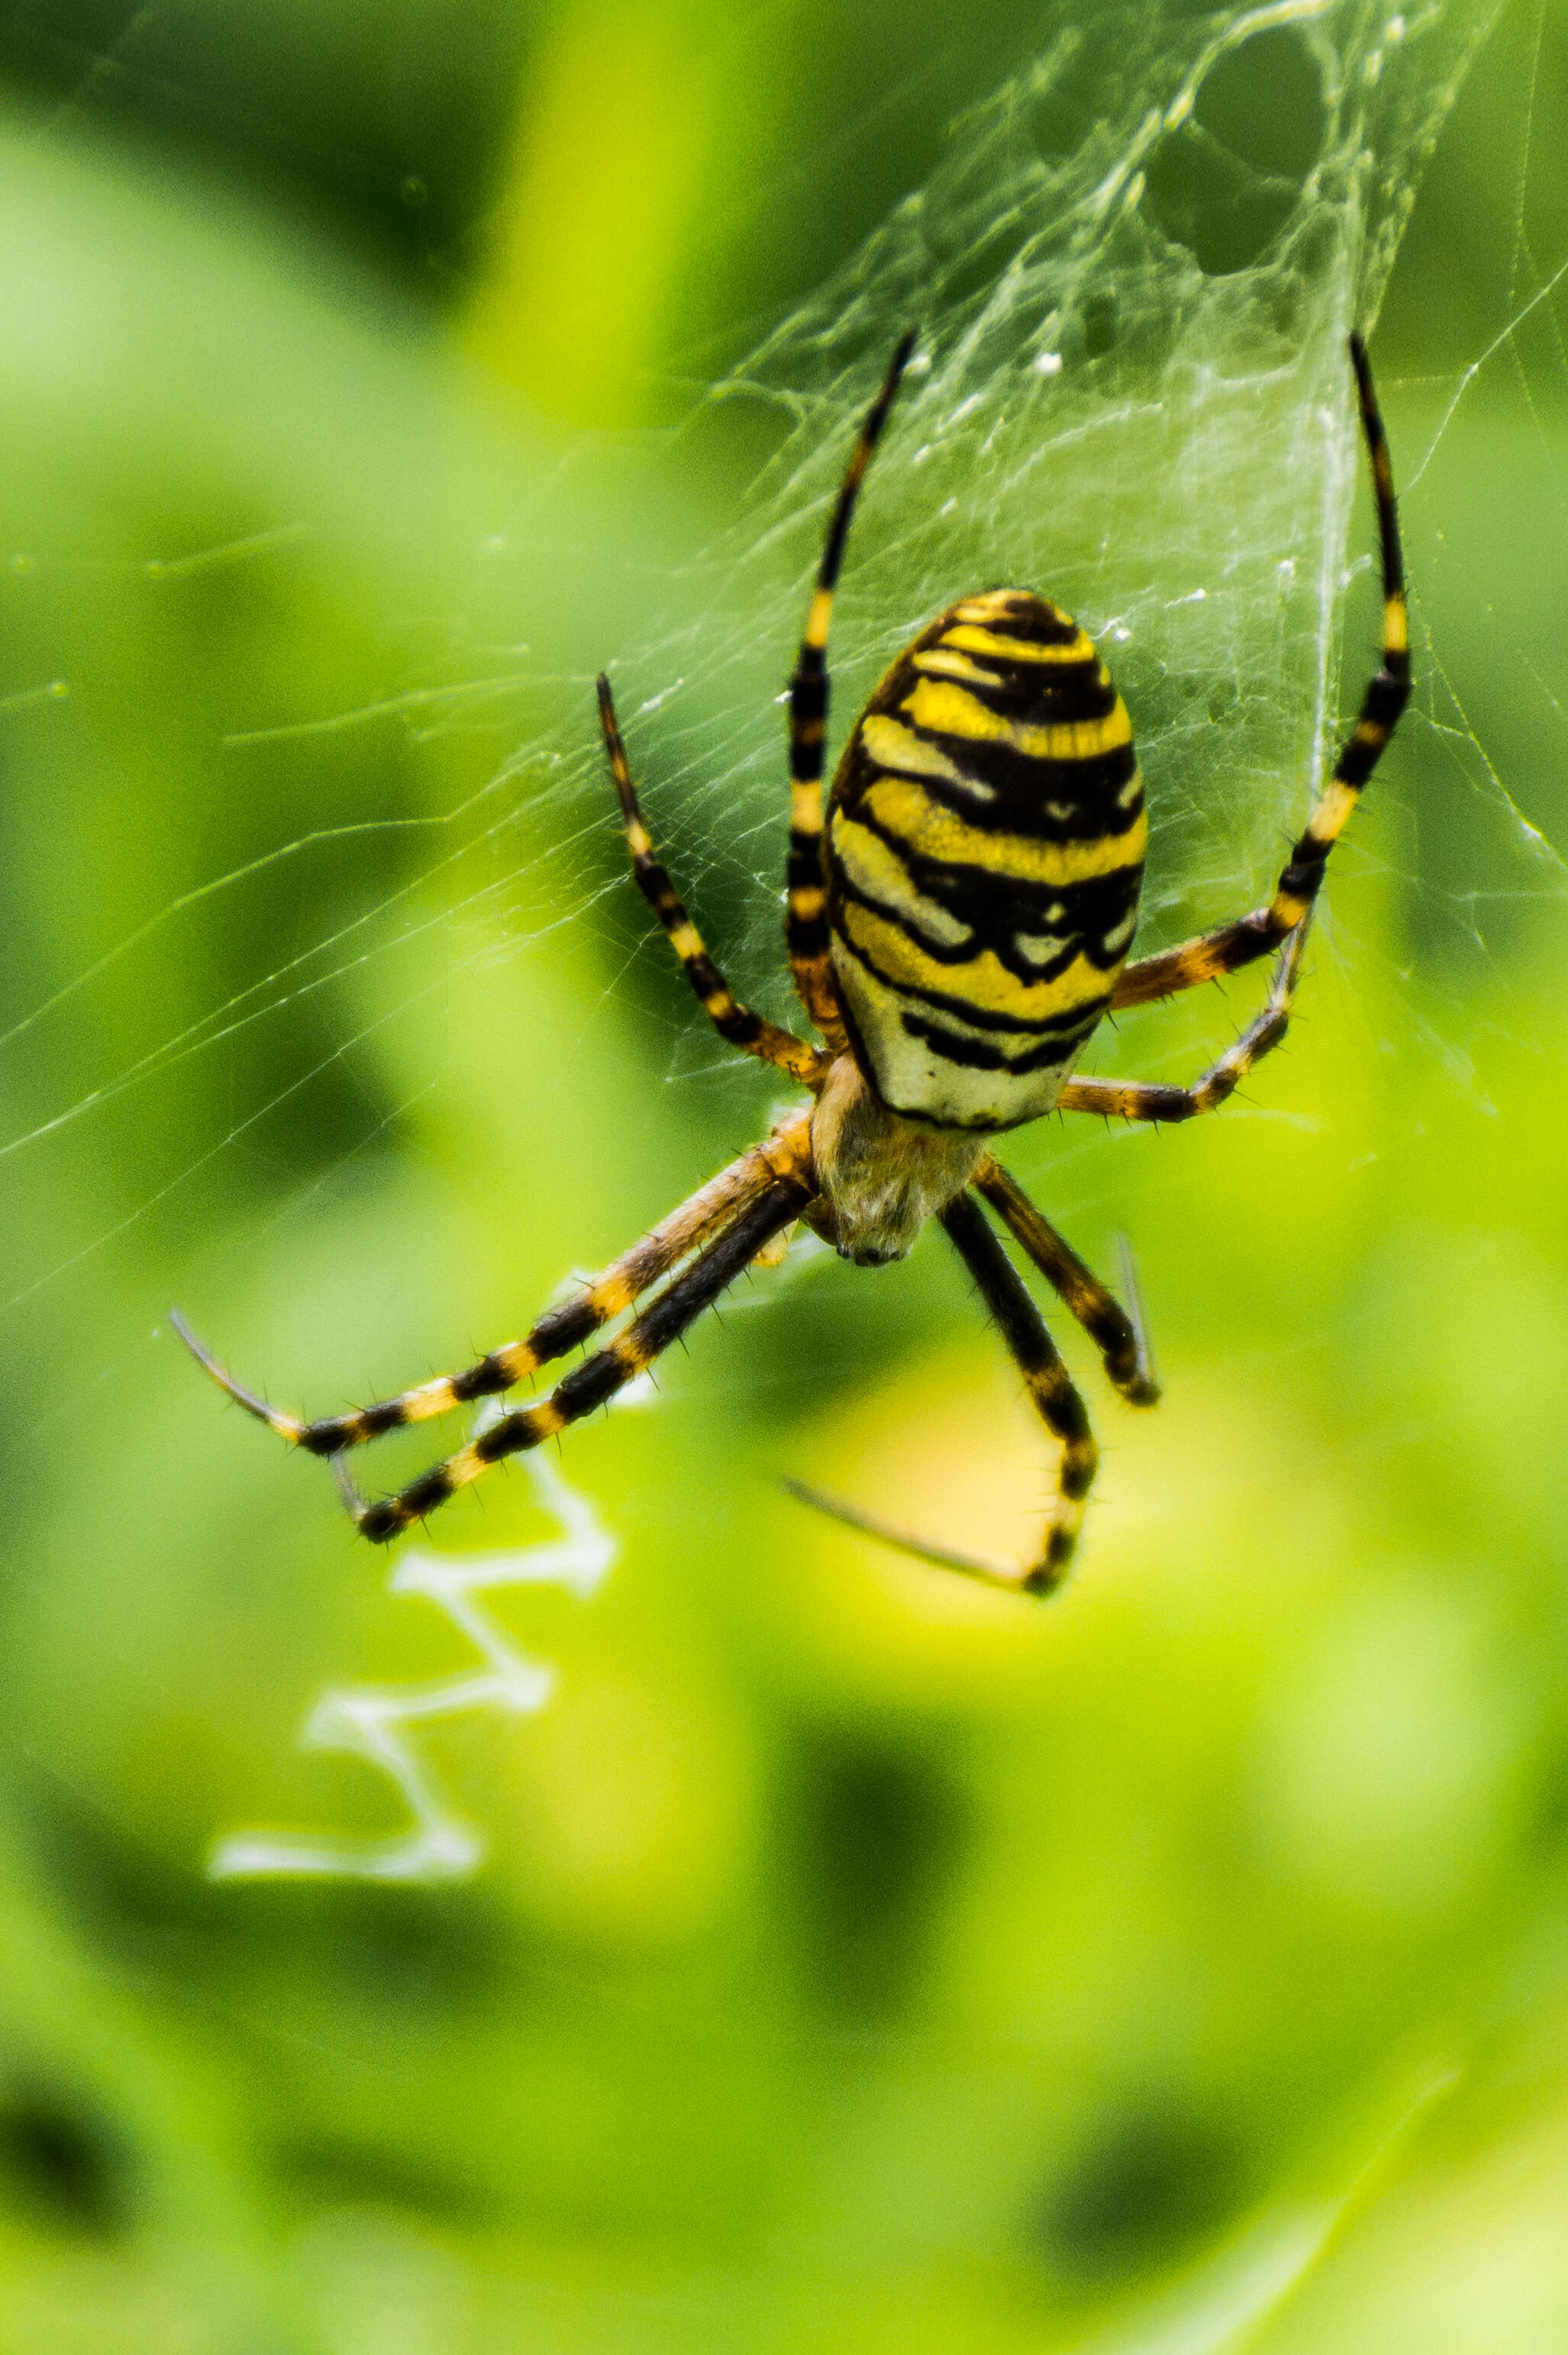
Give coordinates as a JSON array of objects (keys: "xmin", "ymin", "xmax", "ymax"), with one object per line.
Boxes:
[
  {"xmin": 1110, "ymin": 333, "xmax": 1411, "ymax": 1012},
  {"xmin": 972, "ymin": 1157, "xmax": 1159, "ymax": 1405},
  {"xmin": 787, "ymin": 1188, "xmax": 1099, "ymax": 1598},
  {"xmin": 340, "ymin": 1175, "xmax": 812, "ymax": 1544}
]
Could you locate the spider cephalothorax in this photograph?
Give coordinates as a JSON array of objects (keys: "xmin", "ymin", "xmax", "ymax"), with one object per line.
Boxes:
[
  {"xmin": 805, "ymin": 1053, "xmax": 987, "ymax": 1265},
  {"xmin": 176, "ymin": 331, "xmax": 1409, "ymax": 1593}
]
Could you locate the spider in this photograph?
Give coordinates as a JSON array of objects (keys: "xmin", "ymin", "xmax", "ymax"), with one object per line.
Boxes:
[{"xmin": 174, "ymin": 331, "xmax": 1409, "ymax": 1595}]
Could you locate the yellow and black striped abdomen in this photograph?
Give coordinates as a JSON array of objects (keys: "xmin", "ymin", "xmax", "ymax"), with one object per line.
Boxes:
[{"xmin": 824, "ymin": 589, "xmax": 1147, "ymax": 1131}]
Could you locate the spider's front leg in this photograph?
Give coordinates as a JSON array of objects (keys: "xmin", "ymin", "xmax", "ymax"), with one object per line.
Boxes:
[
  {"xmin": 597, "ymin": 676, "xmax": 825, "ymax": 1089},
  {"xmin": 171, "ymin": 1112, "xmax": 814, "ymax": 1457},
  {"xmin": 1111, "ymin": 332, "xmax": 1410, "ymax": 1014},
  {"xmin": 337, "ymin": 1170, "xmax": 814, "ymax": 1543}
]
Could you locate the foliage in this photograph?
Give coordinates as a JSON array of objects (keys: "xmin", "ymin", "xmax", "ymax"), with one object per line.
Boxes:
[{"xmin": 0, "ymin": 4, "xmax": 1566, "ymax": 2349}]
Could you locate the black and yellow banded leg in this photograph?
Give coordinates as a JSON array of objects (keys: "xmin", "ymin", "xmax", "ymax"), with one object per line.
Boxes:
[
  {"xmin": 941, "ymin": 1193, "xmax": 1097, "ymax": 1591},
  {"xmin": 335, "ymin": 1176, "xmax": 812, "ymax": 1543},
  {"xmin": 787, "ymin": 330, "xmax": 917, "ymax": 1046},
  {"xmin": 171, "ymin": 1110, "xmax": 816, "ymax": 1456},
  {"xmin": 972, "ymin": 1158, "xmax": 1159, "ymax": 1405},
  {"xmin": 1062, "ymin": 917, "xmax": 1309, "ymax": 1125},
  {"xmin": 1113, "ymin": 332, "xmax": 1411, "ymax": 1013},
  {"xmin": 597, "ymin": 676, "xmax": 824, "ymax": 1090},
  {"xmin": 786, "ymin": 1189, "xmax": 1096, "ymax": 1597}
]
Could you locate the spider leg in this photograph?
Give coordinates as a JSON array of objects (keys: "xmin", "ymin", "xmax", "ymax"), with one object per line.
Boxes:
[
  {"xmin": 971, "ymin": 1158, "xmax": 1158, "ymax": 1403},
  {"xmin": 597, "ymin": 676, "xmax": 824, "ymax": 1089},
  {"xmin": 1112, "ymin": 332, "xmax": 1410, "ymax": 1011},
  {"xmin": 1114, "ymin": 1233, "xmax": 1158, "ymax": 1396},
  {"xmin": 788, "ymin": 1190, "xmax": 1096, "ymax": 1597},
  {"xmin": 337, "ymin": 1173, "xmax": 812, "ymax": 1543},
  {"xmin": 786, "ymin": 330, "xmax": 917, "ymax": 1047},
  {"xmin": 1060, "ymin": 915, "xmax": 1309, "ymax": 1123},
  {"xmin": 171, "ymin": 1110, "xmax": 815, "ymax": 1455}
]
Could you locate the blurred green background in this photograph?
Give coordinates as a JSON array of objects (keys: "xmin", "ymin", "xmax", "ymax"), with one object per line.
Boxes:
[{"xmin": 2, "ymin": 2, "xmax": 1567, "ymax": 2349}]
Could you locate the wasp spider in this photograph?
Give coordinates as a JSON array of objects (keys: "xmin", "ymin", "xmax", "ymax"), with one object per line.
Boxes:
[{"xmin": 175, "ymin": 333, "xmax": 1409, "ymax": 1594}]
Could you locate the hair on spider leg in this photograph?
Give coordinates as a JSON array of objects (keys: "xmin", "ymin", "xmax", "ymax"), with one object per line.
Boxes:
[
  {"xmin": 168, "ymin": 1308, "xmax": 306, "ymax": 1444},
  {"xmin": 330, "ymin": 1450, "xmax": 369, "ymax": 1524},
  {"xmin": 1113, "ymin": 1233, "xmax": 1159, "ymax": 1399}
]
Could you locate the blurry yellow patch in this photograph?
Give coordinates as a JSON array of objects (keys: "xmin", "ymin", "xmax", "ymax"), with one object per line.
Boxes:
[
  {"xmin": 782, "ymin": 1339, "xmax": 1347, "ymax": 1713},
  {"xmin": 784, "ymin": 1349, "xmax": 1063, "ymax": 1692}
]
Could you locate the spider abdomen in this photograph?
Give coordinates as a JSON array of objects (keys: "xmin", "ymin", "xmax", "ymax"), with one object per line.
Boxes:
[{"xmin": 824, "ymin": 588, "xmax": 1146, "ymax": 1131}]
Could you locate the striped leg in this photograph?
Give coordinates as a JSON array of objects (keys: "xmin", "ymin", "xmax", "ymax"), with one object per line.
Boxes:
[
  {"xmin": 170, "ymin": 1111, "xmax": 815, "ymax": 1454},
  {"xmin": 786, "ymin": 1189, "xmax": 1096, "ymax": 1597},
  {"xmin": 1061, "ymin": 916, "xmax": 1308, "ymax": 1124},
  {"xmin": 973, "ymin": 1157, "xmax": 1158, "ymax": 1404},
  {"xmin": 336, "ymin": 1176, "xmax": 812, "ymax": 1543},
  {"xmin": 940, "ymin": 1192, "xmax": 1098, "ymax": 1591},
  {"xmin": 598, "ymin": 676, "xmax": 824, "ymax": 1089},
  {"xmin": 787, "ymin": 330, "xmax": 918, "ymax": 1045},
  {"xmin": 1112, "ymin": 332, "xmax": 1411, "ymax": 1012}
]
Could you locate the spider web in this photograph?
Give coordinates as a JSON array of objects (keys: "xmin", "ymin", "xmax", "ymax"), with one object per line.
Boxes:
[
  {"xmin": 0, "ymin": 11, "xmax": 1564, "ymax": 2341},
  {"xmin": 0, "ymin": 0, "xmax": 1560, "ymax": 1437}
]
